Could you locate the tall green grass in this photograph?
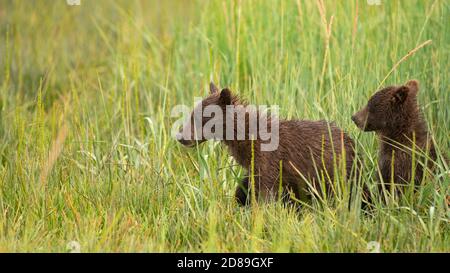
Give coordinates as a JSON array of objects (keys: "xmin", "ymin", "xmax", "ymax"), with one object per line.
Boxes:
[{"xmin": 0, "ymin": 0, "xmax": 448, "ymax": 252}]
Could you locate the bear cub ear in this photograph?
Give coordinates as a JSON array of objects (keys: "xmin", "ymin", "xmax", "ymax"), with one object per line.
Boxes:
[
  {"xmin": 210, "ymin": 82, "xmax": 219, "ymax": 94},
  {"xmin": 219, "ymin": 88, "xmax": 232, "ymax": 105},
  {"xmin": 405, "ymin": 79, "xmax": 419, "ymax": 94},
  {"xmin": 392, "ymin": 86, "xmax": 409, "ymax": 104},
  {"xmin": 392, "ymin": 79, "xmax": 420, "ymax": 104}
]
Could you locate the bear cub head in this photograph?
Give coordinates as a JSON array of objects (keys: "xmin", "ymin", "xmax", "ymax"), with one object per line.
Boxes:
[
  {"xmin": 352, "ymin": 80, "xmax": 420, "ymax": 134},
  {"xmin": 176, "ymin": 82, "xmax": 236, "ymax": 147}
]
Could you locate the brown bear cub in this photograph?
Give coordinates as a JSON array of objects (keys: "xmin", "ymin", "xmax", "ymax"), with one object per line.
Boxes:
[
  {"xmin": 177, "ymin": 82, "xmax": 357, "ymax": 205},
  {"xmin": 352, "ymin": 80, "xmax": 437, "ymax": 195}
]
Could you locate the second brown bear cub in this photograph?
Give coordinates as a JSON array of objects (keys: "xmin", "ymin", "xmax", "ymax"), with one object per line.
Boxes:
[
  {"xmin": 352, "ymin": 80, "xmax": 437, "ymax": 194},
  {"xmin": 178, "ymin": 83, "xmax": 357, "ymax": 205}
]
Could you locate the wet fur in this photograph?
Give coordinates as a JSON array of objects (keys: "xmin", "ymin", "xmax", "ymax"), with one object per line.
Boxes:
[{"xmin": 179, "ymin": 83, "xmax": 357, "ymax": 205}]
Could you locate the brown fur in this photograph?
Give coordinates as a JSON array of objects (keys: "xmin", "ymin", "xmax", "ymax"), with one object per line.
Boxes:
[
  {"xmin": 178, "ymin": 83, "xmax": 357, "ymax": 205},
  {"xmin": 352, "ymin": 80, "xmax": 437, "ymax": 195}
]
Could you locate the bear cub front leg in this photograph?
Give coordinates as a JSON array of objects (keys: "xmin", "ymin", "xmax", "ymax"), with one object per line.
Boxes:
[{"xmin": 235, "ymin": 177, "xmax": 250, "ymax": 206}]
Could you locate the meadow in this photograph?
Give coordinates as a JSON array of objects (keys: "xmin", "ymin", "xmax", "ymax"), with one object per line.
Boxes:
[{"xmin": 0, "ymin": 0, "xmax": 448, "ymax": 252}]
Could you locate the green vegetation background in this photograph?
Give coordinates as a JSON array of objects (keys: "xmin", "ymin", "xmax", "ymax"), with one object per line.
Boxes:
[{"xmin": 0, "ymin": 0, "xmax": 448, "ymax": 252}]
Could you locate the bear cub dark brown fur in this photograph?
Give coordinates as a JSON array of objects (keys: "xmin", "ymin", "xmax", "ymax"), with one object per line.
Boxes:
[
  {"xmin": 352, "ymin": 80, "xmax": 437, "ymax": 195},
  {"xmin": 178, "ymin": 82, "xmax": 357, "ymax": 205}
]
